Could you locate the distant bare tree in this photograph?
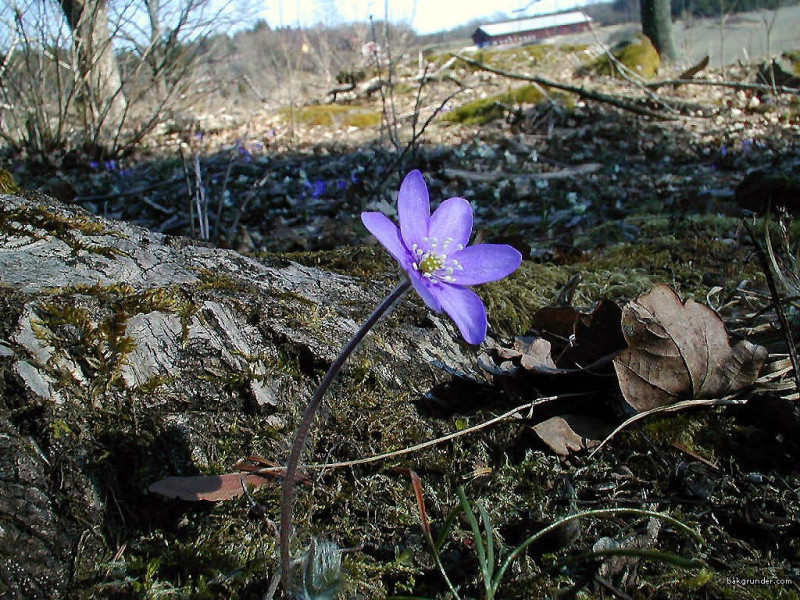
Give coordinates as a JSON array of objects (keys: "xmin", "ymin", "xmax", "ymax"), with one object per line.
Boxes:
[
  {"xmin": 641, "ymin": 0, "xmax": 679, "ymax": 63},
  {"xmin": 0, "ymin": 0, "xmax": 254, "ymax": 156},
  {"xmin": 59, "ymin": 0, "xmax": 128, "ymax": 141}
]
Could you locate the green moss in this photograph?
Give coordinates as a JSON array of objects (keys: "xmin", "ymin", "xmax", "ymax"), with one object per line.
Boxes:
[
  {"xmin": 280, "ymin": 246, "xmax": 397, "ymax": 282},
  {"xmin": 641, "ymin": 413, "xmax": 706, "ymax": 449},
  {"xmin": 585, "ymin": 34, "xmax": 661, "ymax": 79},
  {"xmin": 0, "ymin": 203, "xmax": 127, "ymax": 258},
  {"xmin": 32, "ymin": 283, "xmax": 205, "ymax": 399},
  {"xmin": 86, "ymin": 509, "xmax": 273, "ymax": 599},
  {"xmin": 443, "ymin": 84, "xmax": 556, "ymax": 125},
  {"xmin": 783, "ymin": 49, "xmax": 800, "ymax": 75},
  {"xmin": 522, "ymin": 44, "xmax": 554, "ymax": 61},
  {"xmin": 480, "ymin": 261, "xmax": 569, "ymax": 337},
  {"xmin": 34, "ymin": 301, "xmax": 137, "ymax": 400},
  {"xmin": 455, "ymin": 49, "xmax": 494, "ymax": 71},
  {"xmin": 0, "ymin": 169, "xmax": 21, "ymax": 194},
  {"xmin": 558, "ymin": 43, "xmax": 591, "ymax": 54},
  {"xmin": 282, "ymin": 104, "xmax": 382, "ymax": 128},
  {"xmin": 194, "ymin": 268, "xmax": 251, "ymax": 293}
]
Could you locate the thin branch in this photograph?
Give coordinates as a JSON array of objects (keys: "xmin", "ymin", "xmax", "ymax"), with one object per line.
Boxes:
[
  {"xmin": 744, "ymin": 218, "xmax": 800, "ymax": 398},
  {"xmin": 451, "ymin": 53, "xmax": 682, "ymax": 120},
  {"xmin": 588, "ymin": 397, "xmax": 745, "ymax": 459},
  {"xmin": 256, "ymin": 394, "xmax": 577, "ymax": 475},
  {"xmin": 646, "ymin": 77, "xmax": 800, "ymax": 95}
]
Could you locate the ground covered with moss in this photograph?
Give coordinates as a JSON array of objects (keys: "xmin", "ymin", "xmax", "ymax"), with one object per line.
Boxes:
[{"xmin": 2, "ymin": 33, "xmax": 800, "ymax": 600}]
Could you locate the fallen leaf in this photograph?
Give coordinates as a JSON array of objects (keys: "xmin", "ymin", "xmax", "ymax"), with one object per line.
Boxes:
[
  {"xmin": 148, "ymin": 472, "xmax": 271, "ymax": 502},
  {"xmin": 487, "ymin": 335, "xmax": 558, "ymax": 375},
  {"xmin": 531, "ymin": 300, "xmax": 625, "ymax": 370},
  {"xmin": 613, "ymin": 284, "xmax": 768, "ymax": 412},
  {"xmin": 517, "ymin": 337, "xmax": 558, "ymax": 372},
  {"xmin": 532, "ymin": 414, "xmax": 613, "ymax": 456}
]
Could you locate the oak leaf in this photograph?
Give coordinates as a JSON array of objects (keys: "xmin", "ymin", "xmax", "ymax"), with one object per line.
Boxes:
[{"xmin": 613, "ymin": 284, "xmax": 767, "ymax": 412}]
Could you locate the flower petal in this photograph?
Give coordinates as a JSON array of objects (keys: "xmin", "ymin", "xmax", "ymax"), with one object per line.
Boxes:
[
  {"xmin": 449, "ymin": 244, "xmax": 522, "ymax": 286},
  {"xmin": 434, "ymin": 284, "xmax": 488, "ymax": 345},
  {"xmin": 397, "ymin": 170, "xmax": 430, "ymax": 249},
  {"xmin": 429, "ymin": 197, "xmax": 473, "ymax": 251},
  {"xmin": 361, "ymin": 212, "xmax": 412, "ymax": 268},
  {"xmin": 408, "ymin": 269, "xmax": 443, "ymax": 312}
]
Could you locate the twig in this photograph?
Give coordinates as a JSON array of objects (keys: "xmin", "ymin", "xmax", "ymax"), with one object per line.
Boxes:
[
  {"xmin": 258, "ymin": 394, "xmax": 576, "ymax": 476},
  {"xmin": 451, "ymin": 54, "xmax": 680, "ymax": 120},
  {"xmin": 193, "ymin": 155, "xmax": 209, "ymax": 240},
  {"xmin": 744, "ymin": 218, "xmax": 800, "ymax": 397},
  {"xmin": 585, "ymin": 21, "xmax": 679, "ymax": 116},
  {"xmin": 444, "ymin": 164, "xmax": 601, "ymax": 184},
  {"xmin": 588, "ymin": 397, "xmax": 745, "ymax": 459},
  {"xmin": 177, "ymin": 145, "xmax": 194, "ymax": 238},
  {"xmin": 646, "ymin": 78, "xmax": 800, "ymax": 95},
  {"xmin": 377, "ymin": 86, "xmax": 468, "ymax": 190}
]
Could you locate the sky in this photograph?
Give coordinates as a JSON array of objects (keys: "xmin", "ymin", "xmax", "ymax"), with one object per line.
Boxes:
[{"xmin": 260, "ymin": 0, "xmax": 598, "ymax": 35}]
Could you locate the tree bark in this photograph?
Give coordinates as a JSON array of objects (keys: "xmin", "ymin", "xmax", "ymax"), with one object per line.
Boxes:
[
  {"xmin": 0, "ymin": 191, "xmax": 479, "ymax": 599},
  {"xmin": 58, "ymin": 0, "xmax": 128, "ymax": 145},
  {"xmin": 640, "ymin": 0, "xmax": 679, "ymax": 64}
]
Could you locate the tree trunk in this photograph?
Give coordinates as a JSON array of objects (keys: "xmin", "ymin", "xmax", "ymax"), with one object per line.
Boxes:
[
  {"xmin": 640, "ymin": 0, "xmax": 679, "ymax": 64},
  {"xmin": 59, "ymin": 0, "xmax": 128, "ymax": 146}
]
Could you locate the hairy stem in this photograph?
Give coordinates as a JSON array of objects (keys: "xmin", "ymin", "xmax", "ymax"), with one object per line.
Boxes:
[{"xmin": 279, "ymin": 278, "xmax": 411, "ymax": 595}]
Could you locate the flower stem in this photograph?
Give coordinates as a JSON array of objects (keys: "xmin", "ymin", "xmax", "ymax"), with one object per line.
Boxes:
[{"xmin": 279, "ymin": 278, "xmax": 411, "ymax": 595}]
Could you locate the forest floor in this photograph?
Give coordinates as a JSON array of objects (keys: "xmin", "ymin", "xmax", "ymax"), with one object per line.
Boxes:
[{"xmin": 3, "ymin": 13, "xmax": 800, "ymax": 599}]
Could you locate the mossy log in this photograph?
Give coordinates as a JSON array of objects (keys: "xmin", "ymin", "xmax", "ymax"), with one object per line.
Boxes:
[{"xmin": 0, "ymin": 192, "xmax": 481, "ymax": 599}]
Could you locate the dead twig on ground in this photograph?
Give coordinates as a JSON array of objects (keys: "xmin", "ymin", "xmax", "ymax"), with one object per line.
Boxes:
[
  {"xmin": 744, "ymin": 218, "xmax": 800, "ymax": 400},
  {"xmin": 444, "ymin": 163, "xmax": 602, "ymax": 184},
  {"xmin": 585, "ymin": 21, "xmax": 680, "ymax": 116},
  {"xmin": 646, "ymin": 77, "xmax": 800, "ymax": 94},
  {"xmin": 451, "ymin": 53, "xmax": 684, "ymax": 120}
]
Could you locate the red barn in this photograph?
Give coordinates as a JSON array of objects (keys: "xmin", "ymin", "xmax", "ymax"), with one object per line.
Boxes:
[{"xmin": 472, "ymin": 11, "xmax": 593, "ymax": 47}]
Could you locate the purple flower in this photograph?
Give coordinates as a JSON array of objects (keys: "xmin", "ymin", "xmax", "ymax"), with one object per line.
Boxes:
[
  {"xmin": 311, "ymin": 180, "xmax": 326, "ymax": 198},
  {"xmin": 361, "ymin": 170, "xmax": 522, "ymax": 345}
]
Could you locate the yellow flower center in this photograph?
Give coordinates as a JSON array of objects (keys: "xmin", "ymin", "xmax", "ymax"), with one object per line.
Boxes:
[
  {"xmin": 418, "ymin": 252, "xmax": 445, "ymax": 275},
  {"xmin": 411, "ymin": 237, "xmax": 464, "ymax": 283}
]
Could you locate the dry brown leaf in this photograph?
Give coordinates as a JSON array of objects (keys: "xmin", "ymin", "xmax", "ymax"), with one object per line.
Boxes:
[
  {"xmin": 532, "ymin": 414, "xmax": 613, "ymax": 456},
  {"xmin": 531, "ymin": 300, "xmax": 624, "ymax": 369},
  {"xmin": 613, "ymin": 284, "xmax": 768, "ymax": 412},
  {"xmin": 148, "ymin": 472, "xmax": 271, "ymax": 502}
]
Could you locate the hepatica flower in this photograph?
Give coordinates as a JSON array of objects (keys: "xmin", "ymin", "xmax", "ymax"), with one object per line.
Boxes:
[
  {"xmin": 362, "ymin": 170, "xmax": 522, "ymax": 344},
  {"xmin": 280, "ymin": 169, "xmax": 522, "ymax": 594}
]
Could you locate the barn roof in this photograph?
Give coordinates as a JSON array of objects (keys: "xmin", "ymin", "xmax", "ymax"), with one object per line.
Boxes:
[{"xmin": 475, "ymin": 11, "xmax": 592, "ymax": 37}]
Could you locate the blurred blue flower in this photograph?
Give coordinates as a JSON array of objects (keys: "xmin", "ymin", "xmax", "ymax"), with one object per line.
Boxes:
[{"xmin": 311, "ymin": 180, "xmax": 326, "ymax": 198}]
